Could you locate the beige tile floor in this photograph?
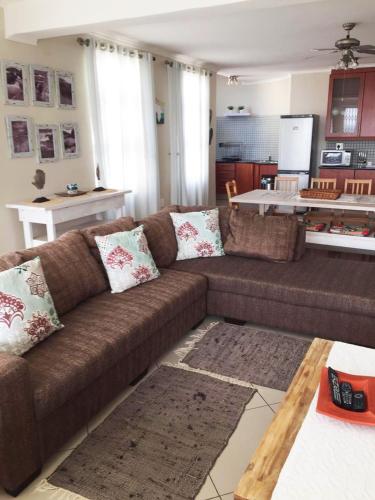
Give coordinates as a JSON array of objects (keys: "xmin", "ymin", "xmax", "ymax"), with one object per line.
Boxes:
[{"xmin": 0, "ymin": 317, "xmax": 302, "ymax": 500}]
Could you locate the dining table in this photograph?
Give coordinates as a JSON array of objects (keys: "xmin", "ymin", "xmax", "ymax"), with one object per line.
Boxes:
[{"xmin": 230, "ymin": 189, "xmax": 375, "ymax": 252}]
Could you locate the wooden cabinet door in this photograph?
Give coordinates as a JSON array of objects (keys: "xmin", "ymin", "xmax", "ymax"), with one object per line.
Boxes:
[
  {"xmin": 253, "ymin": 164, "xmax": 278, "ymax": 189},
  {"xmin": 216, "ymin": 163, "xmax": 235, "ymax": 194},
  {"xmin": 319, "ymin": 168, "xmax": 354, "ymax": 191},
  {"xmin": 354, "ymin": 170, "xmax": 375, "ymax": 194},
  {"xmin": 325, "ymin": 72, "xmax": 365, "ymax": 139},
  {"xmin": 360, "ymin": 72, "xmax": 375, "ymax": 138},
  {"xmin": 235, "ymin": 163, "xmax": 254, "ymax": 194}
]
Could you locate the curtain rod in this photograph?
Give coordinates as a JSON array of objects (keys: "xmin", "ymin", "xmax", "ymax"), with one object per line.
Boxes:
[
  {"xmin": 77, "ymin": 37, "xmax": 156, "ymax": 60},
  {"xmin": 76, "ymin": 37, "xmax": 212, "ymax": 74},
  {"xmin": 164, "ymin": 60, "xmax": 212, "ymax": 77}
]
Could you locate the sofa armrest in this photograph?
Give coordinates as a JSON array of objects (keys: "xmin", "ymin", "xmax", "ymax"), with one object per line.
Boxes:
[{"xmin": 0, "ymin": 353, "xmax": 41, "ymax": 495}]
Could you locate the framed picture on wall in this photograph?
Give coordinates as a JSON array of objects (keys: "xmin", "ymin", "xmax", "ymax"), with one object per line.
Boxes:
[
  {"xmin": 35, "ymin": 124, "xmax": 59, "ymax": 163},
  {"xmin": 55, "ymin": 70, "xmax": 76, "ymax": 109},
  {"xmin": 60, "ymin": 122, "xmax": 80, "ymax": 159},
  {"xmin": 2, "ymin": 61, "xmax": 28, "ymax": 105},
  {"xmin": 5, "ymin": 115, "xmax": 34, "ymax": 158},
  {"xmin": 30, "ymin": 65, "xmax": 54, "ymax": 106}
]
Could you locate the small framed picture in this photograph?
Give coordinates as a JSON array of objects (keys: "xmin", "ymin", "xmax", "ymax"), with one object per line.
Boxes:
[
  {"xmin": 5, "ymin": 116, "xmax": 33, "ymax": 158},
  {"xmin": 2, "ymin": 61, "xmax": 28, "ymax": 105},
  {"xmin": 60, "ymin": 122, "xmax": 80, "ymax": 159},
  {"xmin": 35, "ymin": 124, "xmax": 59, "ymax": 163},
  {"xmin": 56, "ymin": 70, "xmax": 76, "ymax": 108},
  {"xmin": 30, "ymin": 65, "xmax": 54, "ymax": 106}
]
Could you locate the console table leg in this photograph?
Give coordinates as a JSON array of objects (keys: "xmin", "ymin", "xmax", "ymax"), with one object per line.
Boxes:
[
  {"xmin": 46, "ymin": 222, "xmax": 57, "ymax": 242},
  {"xmin": 259, "ymin": 204, "xmax": 265, "ymax": 216},
  {"xmin": 22, "ymin": 221, "xmax": 34, "ymax": 248}
]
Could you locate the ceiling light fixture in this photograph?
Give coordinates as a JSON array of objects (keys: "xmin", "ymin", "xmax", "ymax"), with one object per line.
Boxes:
[
  {"xmin": 227, "ymin": 75, "xmax": 239, "ymax": 86},
  {"xmin": 336, "ymin": 49, "xmax": 359, "ymax": 70}
]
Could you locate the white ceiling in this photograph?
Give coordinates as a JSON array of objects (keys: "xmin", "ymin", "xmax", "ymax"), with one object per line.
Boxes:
[{"xmin": 106, "ymin": 0, "xmax": 375, "ymax": 80}]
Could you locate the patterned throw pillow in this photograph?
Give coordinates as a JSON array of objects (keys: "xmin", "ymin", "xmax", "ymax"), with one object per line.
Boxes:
[
  {"xmin": 170, "ymin": 209, "xmax": 225, "ymax": 261},
  {"xmin": 95, "ymin": 225, "xmax": 160, "ymax": 293},
  {"xmin": 0, "ymin": 257, "xmax": 63, "ymax": 356}
]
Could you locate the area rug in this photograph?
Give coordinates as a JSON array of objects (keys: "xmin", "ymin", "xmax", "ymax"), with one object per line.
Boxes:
[
  {"xmin": 182, "ymin": 323, "xmax": 311, "ymax": 391},
  {"xmin": 47, "ymin": 365, "xmax": 255, "ymax": 500}
]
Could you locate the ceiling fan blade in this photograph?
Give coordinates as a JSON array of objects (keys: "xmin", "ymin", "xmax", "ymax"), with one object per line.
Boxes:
[
  {"xmin": 356, "ymin": 46, "xmax": 375, "ymax": 54},
  {"xmin": 311, "ymin": 48, "xmax": 338, "ymax": 52}
]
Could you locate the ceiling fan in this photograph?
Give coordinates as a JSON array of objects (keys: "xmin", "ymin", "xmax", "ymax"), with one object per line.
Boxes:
[{"xmin": 312, "ymin": 22, "xmax": 375, "ymax": 69}]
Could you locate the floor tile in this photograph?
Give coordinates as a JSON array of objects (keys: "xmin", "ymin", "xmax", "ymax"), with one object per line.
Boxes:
[
  {"xmin": 245, "ymin": 391, "xmax": 267, "ymax": 410},
  {"xmin": 210, "ymin": 405, "xmax": 275, "ymax": 495},
  {"xmin": 221, "ymin": 494, "xmax": 234, "ymax": 500},
  {"xmin": 255, "ymin": 384, "xmax": 286, "ymax": 406},
  {"xmin": 270, "ymin": 402, "xmax": 281, "ymax": 414},
  {"xmin": 195, "ymin": 475, "xmax": 219, "ymax": 500}
]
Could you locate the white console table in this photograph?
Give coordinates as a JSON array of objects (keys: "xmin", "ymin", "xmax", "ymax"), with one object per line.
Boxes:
[{"xmin": 7, "ymin": 189, "xmax": 130, "ymax": 248}]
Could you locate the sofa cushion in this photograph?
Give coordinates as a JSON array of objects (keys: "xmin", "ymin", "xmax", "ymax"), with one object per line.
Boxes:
[
  {"xmin": 170, "ymin": 209, "xmax": 225, "ymax": 260},
  {"xmin": 170, "ymin": 253, "xmax": 375, "ymax": 318},
  {"xmin": 0, "ymin": 252, "xmax": 23, "ymax": 271},
  {"xmin": 0, "ymin": 257, "xmax": 63, "ymax": 355},
  {"xmin": 25, "ymin": 268, "xmax": 207, "ymax": 420},
  {"xmin": 137, "ymin": 210, "xmax": 178, "ymax": 268},
  {"xmin": 224, "ymin": 211, "xmax": 299, "ymax": 262},
  {"xmin": 81, "ymin": 217, "xmax": 136, "ymax": 263},
  {"xmin": 95, "ymin": 226, "xmax": 160, "ymax": 293},
  {"xmin": 16, "ymin": 231, "xmax": 107, "ymax": 315}
]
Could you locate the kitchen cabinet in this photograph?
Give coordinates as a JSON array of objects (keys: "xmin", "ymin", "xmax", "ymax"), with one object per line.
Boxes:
[
  {"xmin": 319, "ymin": 168, "xmax": 375, "ymax": 194},
  {"xmin": 326, "ymin": 67, "xmax": 375, "ymax": 139},
  {"xmin": 216, "ymin": 162, "xmax": 278, "ymax": 195}
]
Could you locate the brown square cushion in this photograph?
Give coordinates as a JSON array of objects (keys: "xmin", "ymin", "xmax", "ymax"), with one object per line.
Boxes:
[
  {"xmin": 25, "ymin": 268, "xmax": 207, "ymax": 420},
  {"xmin": 137, "ymin": 206, "xmax": 181, "ymax": 268},
  {"xmin": 81, "ymin": 216, "xmax": 136, "ymax": 263},
  {"xmin": 224, "ymin": 210, "xmax": 300, "ymax": 262},
  {"xmin": 16, "ymin": 231, "xmax": 107, "ymax": 315}
]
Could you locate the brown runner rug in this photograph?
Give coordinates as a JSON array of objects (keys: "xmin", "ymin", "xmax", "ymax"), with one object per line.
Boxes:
[
  {"xmin": 49, "ymin": 365, "xmax": 255, "ymax": 500},
  {"xmin": 182, "ymin": 323, "xmax": 311, "ymax": 391}
]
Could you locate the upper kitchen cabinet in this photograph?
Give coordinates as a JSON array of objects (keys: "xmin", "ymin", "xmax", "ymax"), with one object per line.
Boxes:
[{"xmin": 326, "ymin": 68, "xmax": 375, "ymax": 139}]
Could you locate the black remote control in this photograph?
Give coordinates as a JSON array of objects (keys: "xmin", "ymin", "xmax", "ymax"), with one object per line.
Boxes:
[
  {"xmin": 328, "ymin": 367, "xmax": 342, "ymax": 407},
  {"xmin": 340, "ymin": 382, "xmax": 353, "ymax": 410},
  {"xmin": 352, "ymin": 391, "xmax": 367, "ymax": 412}
]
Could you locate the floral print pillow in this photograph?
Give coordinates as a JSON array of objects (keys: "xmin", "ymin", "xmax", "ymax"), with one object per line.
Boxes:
[
  {"xmin": 0, "ymin": 257, "xmax": 63, "ymax": 356},
  {"xmin": 95, "ymin": 225, "xmax": 160, "ymax": 293},
  {"xmin": 170, "ymin": 209, "xmax": 225, "ymax": 261}
]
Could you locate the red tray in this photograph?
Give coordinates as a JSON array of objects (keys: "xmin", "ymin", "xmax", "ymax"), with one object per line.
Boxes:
[{"xmin": 316, "ymin": 367, "xmax": 375, "ymax": 426}]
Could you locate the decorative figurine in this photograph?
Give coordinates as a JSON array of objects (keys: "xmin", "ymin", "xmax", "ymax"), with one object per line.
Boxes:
[
  {"xmin": 32, "ymin": 169, "xmax": 50, "ymax": 203},
  {"xmin": 93, "ymin": 163, "xmax": 106, "ymax": 192},
  {"xmin": 66, "ymin": 183, "xmax": 78, "ymax": 195}
]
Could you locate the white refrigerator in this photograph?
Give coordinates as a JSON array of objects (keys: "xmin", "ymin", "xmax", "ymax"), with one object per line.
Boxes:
[{"xmin": 278, "ymin": 114, "xmax": 317, "ymax": 190}]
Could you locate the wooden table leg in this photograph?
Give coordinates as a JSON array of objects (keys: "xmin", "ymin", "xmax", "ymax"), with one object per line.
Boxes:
[{"xmin": 259, "ymin": 204, "xmax": 265, "ymax": 216}]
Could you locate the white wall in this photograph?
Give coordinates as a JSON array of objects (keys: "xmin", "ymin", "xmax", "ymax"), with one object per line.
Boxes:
[
  {"xmin": 216, "ymin": 74, "xmax": 291, "ymax": 116},
  {"xmin": 289, "ymin": 71, "xmax": 330, "ymax": 175},
  {"xmin": 0, "ymin": 10, "xmax": 95, "ymax": 254}
]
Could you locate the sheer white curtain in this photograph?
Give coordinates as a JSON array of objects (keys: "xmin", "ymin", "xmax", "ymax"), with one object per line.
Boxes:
[
  {"xmin": 86, "ymin": 42, "xmax": 159, "ymax": 219},
  {"xmin": 167, "ymin": 64, "xmax": 210, "ymax": 205}
]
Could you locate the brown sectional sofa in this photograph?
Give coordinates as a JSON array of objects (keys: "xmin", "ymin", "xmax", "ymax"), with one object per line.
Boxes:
[{"xmin": 0, "ymin": 204, "xmax": 374, "ymax": 495}]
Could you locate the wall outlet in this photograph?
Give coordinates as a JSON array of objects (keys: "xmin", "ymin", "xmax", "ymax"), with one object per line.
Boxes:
[{"xmin": 335, "ymin": 143, "xmax": 344, "ymax": 151}]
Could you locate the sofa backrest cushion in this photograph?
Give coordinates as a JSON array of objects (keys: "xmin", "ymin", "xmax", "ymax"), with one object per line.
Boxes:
[
  {"xmin": 137, "ymin": 208, "xmax": 178, "ymax": 268},
  {"xmin": 15, "ymin": 231, "xmax": 107, "ymax": 315},
  {"xmin": 0, "ymin": 252, "xmax": 23, "ymax": 271},
  {"xmin": 81, "ymin": 216, "xmax": 136, "ymax": 263},
  {"xmin": 224, "ymin": 210, "xmax": 300, "ymax": 262}
]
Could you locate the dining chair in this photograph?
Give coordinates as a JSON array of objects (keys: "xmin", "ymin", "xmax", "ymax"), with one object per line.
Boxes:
[
  {"xmin": 311, "ymin": 177, "xmax": 337, "ymax": 190},
  {"xmin": 225, "ymin": 179, "xmax": 239, "ymax": 209},
  {"xmin": 274, "ymin": 176, "xmax": 299, "ymax": 192},
  {"xmin": 344, "ymin": 179, "xmax": 372, "ymax": 195}
]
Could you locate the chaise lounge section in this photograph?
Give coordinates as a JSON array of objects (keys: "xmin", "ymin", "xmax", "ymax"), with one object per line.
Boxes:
[{"xmin": 1, "ymin": 204, "xmax": 375, "ymax": 495}]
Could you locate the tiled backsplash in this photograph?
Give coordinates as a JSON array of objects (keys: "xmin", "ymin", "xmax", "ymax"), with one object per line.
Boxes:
[
  {"xmin": 216, "ymin": 116, "xmax": 279, "ymax": 161},
  {"xmin": 326, "ymin": 141, "xmax": 375, "ymax": 166}
]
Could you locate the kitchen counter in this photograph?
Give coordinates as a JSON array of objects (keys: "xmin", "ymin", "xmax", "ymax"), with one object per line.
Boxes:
[{"xmin": 319, "ymin": 165, "xmax": 375, "ymax": 170}]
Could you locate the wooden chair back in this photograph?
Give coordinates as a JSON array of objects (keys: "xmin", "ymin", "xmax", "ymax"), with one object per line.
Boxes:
[
  {"xmin": 274, "ymin": 176, "xmax": 299, "ymax": 193},
  {"xmin": 225, "ymin": 179, "xmax": 238, "ymax": 209},
  {"xmin": 344, "ymin": 179, "xmax": 372, "ymax": 195},
  {"xmin": 311, "ymin": 177, "xmax": 337, "ymax": 190}
]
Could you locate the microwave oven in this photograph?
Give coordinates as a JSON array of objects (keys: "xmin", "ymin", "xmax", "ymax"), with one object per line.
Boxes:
[{"xmin": 321, "ymin": 150, "xmax": 352, "ymax": 166}]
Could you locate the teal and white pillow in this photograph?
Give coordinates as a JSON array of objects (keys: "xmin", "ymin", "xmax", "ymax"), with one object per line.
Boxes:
[
  {"xmin": 0, "ymin": 257, "xmax": 63, "ymax": 356},
  {"xmin": 95, "ymin": 225, "xmax": 160, "ymax": 293},
  {"xmin": 170, "ymin": 209, "xmax": 224, "ymax": 260}
]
